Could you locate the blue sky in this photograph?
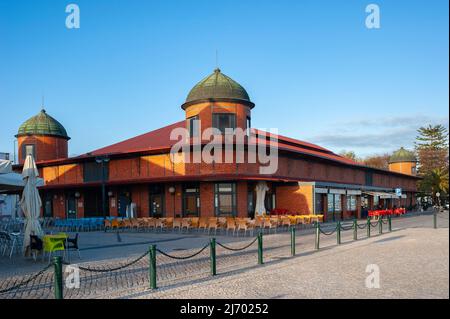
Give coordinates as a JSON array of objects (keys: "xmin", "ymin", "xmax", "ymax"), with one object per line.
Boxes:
[{"xmin": 0, "ymin": 0, "xmax": 448, "ymax": 159}]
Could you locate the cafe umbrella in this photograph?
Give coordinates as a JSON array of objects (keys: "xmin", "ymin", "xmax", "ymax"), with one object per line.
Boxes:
[
  {"xmin": 20, "ymin": 155, "xmax": 44, "ymax": 254},
  {"xmin": 255, "ymin": 181, "xmax": 269, "ymax": 216}
]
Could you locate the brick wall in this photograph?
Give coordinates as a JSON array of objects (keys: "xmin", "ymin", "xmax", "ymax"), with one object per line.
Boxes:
[
  {"xmin": 200, "ymin": 182, "xmax": 214, "ymax": 217},
  {"xmin": 276, "ymin": 184, "xmax": 313, "ymax": 214},
  {"xmin": 237, "ymin": 181, "xmax": 248, "ymax": 217},
  {"xmin": 18, "ymin": 135, "xmax": 68, "ymax": 164}
]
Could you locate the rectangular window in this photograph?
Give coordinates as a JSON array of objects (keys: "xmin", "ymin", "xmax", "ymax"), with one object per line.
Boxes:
[
  {"xmin": 83, "ymin": 161, "xmax": 108, "ymax": 182},
  {"xmin": 246, "ymin": 116, "xmax": 251, "ymax": 136},
  {"xmin": 328, "ymin": 194, "xmax": 342, "ymax": 212},
  {"xmin": 327, "ymin": 194, "xmax": 334, "ymax": 213},
  {"xmin": 365, "ymin": 172, "xmax": 373, "ymax": 186},
  {"xmin": 315, "ymin": 193, "xmax": 323, "ymax": 214},
  {"xmin": 187, "ymin": 116, "xmax": 199, "ymax": 138},
  {"xmin": 214, "ymin": 182, "xmax": 237, "ymax": 216},
  {"xmin": 247, "ymin": 190, "xmax": 254, "ymax": 217},
  {"xmin": 334, "ymin": 195, "xmax": 342, "ymax": 212},
  {"xmin": 212, "ymin": 113, "xmax": 236, "ymax": 134},
  {"xmin": 373, "ymin": 195, "xmax": 379, "ymax": 206},
  {"xmin": 346, "ymin": 195, "xmax": 357, "ymax": 211},
  {"xmin": 22, "ymin": 144, "xmax": 35, "ymax": 160}
]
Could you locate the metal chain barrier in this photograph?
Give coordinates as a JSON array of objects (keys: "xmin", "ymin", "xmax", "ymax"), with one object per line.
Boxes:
[
  {"xmin": 370, "ymin": 221, "xmax": 379, "ymax": 227},
  {"xmin": 216, "ymin": 237, "xmax": 258, "ymax": 252},
  {"xmin": 0, "ymin": 264, "xmax": 52, "ymax": 294},
  {"xmin": 65, "ymin": 250, "xmax": 149, "ymax": 273},
  {"xmin": 340, "ymin": 224, "xmax": 354, "ymax": 231},
  {"xmin": 319, "ymin": 224, "xmax": 338, "ymax": 236},
  {"xmin": 156, "ymin": 243, "xmax": 209, "ymax": 260},
  {"xmin": 381, "ymin": 218, "xmax": 389, "ymax": 224},
  {"xmin": 357, "ymin": 223, "xmax": 367, "ymax": 229}
]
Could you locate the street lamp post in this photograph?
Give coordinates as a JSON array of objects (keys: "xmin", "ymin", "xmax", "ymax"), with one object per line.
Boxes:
[{"xmin": 96, "ymin": 156, "xmax": 110, "ymax": 218}]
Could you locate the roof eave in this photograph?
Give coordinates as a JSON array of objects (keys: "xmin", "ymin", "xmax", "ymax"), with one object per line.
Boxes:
[{"xmin": 181, "ymin": 98, "xmax": 255, "ymax": 110}]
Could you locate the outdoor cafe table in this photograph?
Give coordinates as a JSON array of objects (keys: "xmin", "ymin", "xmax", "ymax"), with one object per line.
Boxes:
[{"xmin": 43, "ymin": 233, "xmax": 68, "ymax": 261}]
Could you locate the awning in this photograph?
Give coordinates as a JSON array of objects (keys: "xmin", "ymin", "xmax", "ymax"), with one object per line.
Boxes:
[
  {"xmin": 363, "ymin": 191, "xmax": 398, "ymax": 199},
  {"xmin": 315, "ymin": 187, "xmax": 328, "ymax": 194},
  {"xmin": 0, "ymin": 159, "xmax": 13, "ymax": 174},
  {"xmin": 1, "ymin": 160, "xmax": 44, "ymax": 192},
  {"xmin": 329, "ymin": 188, "xmax": 346, "ymax": 195}
]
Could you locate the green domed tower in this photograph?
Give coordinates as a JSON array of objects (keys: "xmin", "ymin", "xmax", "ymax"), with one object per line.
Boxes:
[
  {"xmin": 183, "ymin": 68, "xmax": 253, "ymax": 108},
  {"xmin": 16, "ymin": 109, "xmax": 70, "ymax": 164},
  {"xmin": 182, "ymin": 69, "xmax": 254, "ymax": 137},
  {"xmin": 388, "ymin": 147, "xmax": 417, "ymax": 175}
]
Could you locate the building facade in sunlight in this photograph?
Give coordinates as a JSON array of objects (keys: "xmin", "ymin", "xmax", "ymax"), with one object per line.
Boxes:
[{"xmin": 14, "ymin": 69, "xmax": 419, "ymax": 221}]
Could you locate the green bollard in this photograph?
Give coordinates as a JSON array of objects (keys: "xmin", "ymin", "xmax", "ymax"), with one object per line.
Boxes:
[
  {"xmin": 149, "ymin": 245, "xmax": 157, "ymax": 290},
  {"xmin": 257, "ymin": 232, "xmax": 264, "ymax": 265},
  {"xmin": 388, "ymin": 215, "xmax": 392, "ymax": 232},
  {"xmin": 433, "ymin": 212, "xmax": 437, "ymax": 229},
  {"xmin": 337, "ymin": 221, "xmax": 341, "ymax": 245},
  {"xmin": 379, "ymin": 217, "xmax": 383, "ymax": 234},
  {"xmin": 53, "ymin": 256, "xmax": 63, "ymax": 300},
  {"xmin": 367, "ymin": 217, "xmax": 371, "ymax": 238},
  {"xmin": 353, "ymin": 219, "xmax": 357, "ymax": 241},
  {"xmin": 290, "ymin": 227, "xmax": 296, "ymax": 256},
  {"xmin": 210, "ymin": 238, "xmax": 217, "ymax": 276},
  {"xmin": 315, "ymin": 222, "xmax": 320, "ymax": 250}
]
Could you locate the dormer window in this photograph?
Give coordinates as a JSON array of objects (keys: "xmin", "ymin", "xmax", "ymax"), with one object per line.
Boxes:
[
  {"xmin": 22, "ymin": 144, "xmax": 35, "ymax": 160},
  {"xmin": 212, "ymin": 113, "xmax": 236, "ymax": 134},
  {"xmin": 187, "ymin": 116, "xmax": 199, "ymax": 138}
]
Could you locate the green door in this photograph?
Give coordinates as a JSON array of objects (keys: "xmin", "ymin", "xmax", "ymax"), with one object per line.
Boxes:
[{"xmin": 66, "ymin": 194, "xmax": 77, "ymax": 219}]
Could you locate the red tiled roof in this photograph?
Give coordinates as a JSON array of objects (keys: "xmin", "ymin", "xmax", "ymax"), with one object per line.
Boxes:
[
  {"xmin": 88, "ymin": 121, "xmax": 185, "ymax": 156},
  {"xmin": 85, "ymin": 121, "xmax": 359, "ymax": 167}
]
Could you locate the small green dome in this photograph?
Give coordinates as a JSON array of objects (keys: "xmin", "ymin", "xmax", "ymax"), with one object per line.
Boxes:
[
  {"xmin": 183, "ymin": 68, "xmax": 253, "ymax": 108},
  {"xmin": 16, "ymin": 109, "xmax": 70, "ymax": 140},
  {"xmin": 389, "ymin": 147, "xmax": 416, "ymax": 164}
]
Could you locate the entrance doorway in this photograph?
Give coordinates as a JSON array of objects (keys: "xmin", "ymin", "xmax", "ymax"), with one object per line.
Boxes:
[
  {"xmin": 182, "ymin": 183, "xmax": 200, "ymax": 217},
  {"xmin": 149, "ymin": 184, "xmax": 165, "ymax": 218},
  {"xmin": 117, "ymin": 190, "xmax": 131, "ymax": 218},
  {"xmin": 66, "ymin": 193, "xmax": 77, "ymax": 219},
  {"xmin": 84, "ymin": 188, "xmax": 107, "ymax": 217},
  {"xmin": 327, "ymin": 193, "xmax": 342, "ymax": 222},
  {"xmin": 44, "ymin": 193, "xmax": 53, "ymax": 218}
]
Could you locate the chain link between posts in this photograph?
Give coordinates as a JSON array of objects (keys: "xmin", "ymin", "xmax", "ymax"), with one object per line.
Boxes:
[
  {"xmin": 0, "ymin": 264, "xmax": 52, "ymax": 294},
  {"xmin": 216, "ymin": 237, "xmax": 258, "ymax": 251},
  {"xmin": 62, "ymin": 250, "xmax": 149, "ymax": 273},
  {"xmin": 156, "ymin": 243, "xmax": 209, "ymax": 260}
]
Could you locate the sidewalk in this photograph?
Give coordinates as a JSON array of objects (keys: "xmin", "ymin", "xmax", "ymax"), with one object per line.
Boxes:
[
  {"xmin": 133, "ymin": 226, "xmax": 449, "ymax": 299},
  {"xmin": 0, "ymin": 211, "xmax": 448, "ymax": 299}
]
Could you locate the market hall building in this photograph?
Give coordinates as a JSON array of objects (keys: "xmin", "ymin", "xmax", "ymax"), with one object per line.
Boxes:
[{"xmin": 14, "ymin": 69, "xmax": 419, "ymax": 222}]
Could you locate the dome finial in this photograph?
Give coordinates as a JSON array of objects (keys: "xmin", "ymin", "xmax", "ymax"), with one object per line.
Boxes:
[
  {"xmin": 214, "ymin": 67, "xmax": 221, "ymax": 73},
  {"xmin": 41, "ymin": 95, "xmax": 46, "ymax": 113}
]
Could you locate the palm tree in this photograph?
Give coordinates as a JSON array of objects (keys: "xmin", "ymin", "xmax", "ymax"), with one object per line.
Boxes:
[{"xmin": 420, "ymin": 168, "xmax": 449, "ymax": 205}]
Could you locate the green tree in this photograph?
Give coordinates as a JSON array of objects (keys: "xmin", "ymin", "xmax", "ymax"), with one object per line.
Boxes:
[
  {"xmin": 420, "ymin": 168, "xmax": 449, "ymax": 204},
  {"xmin": 415, "ymin": 124, "xmax": 449, "ymax": 202},
  {"xmin": 362, "ymin": 153, "xmax": 390, "ymax": 170},
  {"xmin": 339, "ymin": 150, "xmax": 360, "ymax": 162}
]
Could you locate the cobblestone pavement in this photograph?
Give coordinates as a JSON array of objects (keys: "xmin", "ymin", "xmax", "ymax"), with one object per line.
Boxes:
[{"xmin": 0, "ymin": 211, "xmax": 447, "ymax": 299}]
